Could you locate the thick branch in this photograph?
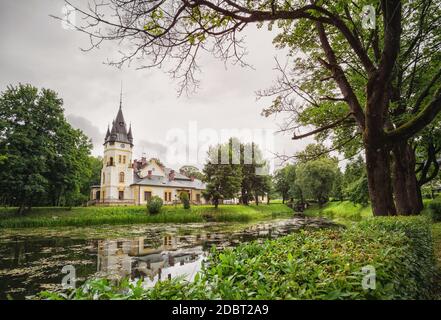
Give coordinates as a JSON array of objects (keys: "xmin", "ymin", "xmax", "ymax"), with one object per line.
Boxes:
[
  {"xmin": 292, "ymin": 113, "xmax": 353, "ymax": 140},
  {"xmin": 315, "ymin": 22, "xmax": 365, "ymax": 128},
  {"xmin": 387, "ymin": 86, "xmax": 441, "ymax": 143}
]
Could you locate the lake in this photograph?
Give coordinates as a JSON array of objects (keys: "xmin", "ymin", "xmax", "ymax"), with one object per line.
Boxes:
[{"xmin": 0, "ymin": 216, "xmax": 335, "ymax": 299}]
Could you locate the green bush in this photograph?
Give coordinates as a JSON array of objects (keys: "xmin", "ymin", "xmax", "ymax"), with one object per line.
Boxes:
[
  {"xmin": 428, "ymin": 198, "xmax": 441, "ymax": 222},
  {"xmin": 38, "ymin": 216, "xmax": 435, "ymax": 300},
  {"xmin": 180, "ymin": 192, "xmax": 190, "ymax": 209},
  {"xmin": 147, "ymin": 196, "xmax": 163, "ymax": 214}
]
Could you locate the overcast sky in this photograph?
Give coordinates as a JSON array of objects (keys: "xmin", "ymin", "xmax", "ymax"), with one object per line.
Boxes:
[{"xmin": 0, "ymin": 0, "xmax": 314, "ymax": 170}]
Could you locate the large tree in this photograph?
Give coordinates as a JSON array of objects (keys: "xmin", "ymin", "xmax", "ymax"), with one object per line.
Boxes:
[
  {"xmin": 202, "ymin": 140, "xmax": 242, "ymax": 208},
  {"xmin": 0, "ymin": 84, "xmax": 93, "ymax": 212},
  {"xmin": 273, "ymin": 164, "xmax": 296, "ymax": 204},
  {"xmin": 239, "ymin": 141, "xmax": 270, "ymax": 205},
  {"xmin": 296, "ymin": 157, "xmax": 337, "ymax": 206},
  {"xmin": 64, "ymin": 0, "xmax": 441, "ymax": 216}
]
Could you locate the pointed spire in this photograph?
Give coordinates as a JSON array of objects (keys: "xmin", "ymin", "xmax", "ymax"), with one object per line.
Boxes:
[
  {"xmin": 106, "ymin": 87, "xmax": 133, "ymax": 146},
  {"xmin": 127, "ymin": 123, "xmax": 133, "ymax": 143},
  {"xmin": 119, "ymin": 81, "xmax": 123, "ymax": 109},
  {"xmin": 104, "ymin": 124, "xmax": 110, "ymax": 142}
]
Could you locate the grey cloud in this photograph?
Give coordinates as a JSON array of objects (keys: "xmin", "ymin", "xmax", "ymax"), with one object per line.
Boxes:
[
  {"xmin": 66, "ymin": 114, "xmax": 104, "ymax": 154},
  {"xmin": 0, "ymin": 0, "xmax": 311, "ymax": 169},
  {"xmin": 135, "ymin": 139, "xmax": 168, "ymax": 162}
]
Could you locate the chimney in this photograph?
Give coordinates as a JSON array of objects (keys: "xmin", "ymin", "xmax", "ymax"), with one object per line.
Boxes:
[
  {"xmin": 147, "ymin": 170, "xmax": 152, "ymax": 179},
  {"xmin": 169, "ymin": 170, "xmax": 175, "ymax": 181}
]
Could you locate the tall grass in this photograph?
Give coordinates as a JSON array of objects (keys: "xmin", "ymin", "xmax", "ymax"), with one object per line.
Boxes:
[
  {"xmin": 0, "ymin": 203, "xmax": 293, "ymax": 228},
  {"xmin": 304, "ymin": 201, "xmax": 372, "ymax": 223}
]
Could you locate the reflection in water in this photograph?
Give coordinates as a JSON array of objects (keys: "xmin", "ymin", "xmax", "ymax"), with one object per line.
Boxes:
[
  {"xmin": 96, "ymin": 236, "xmax": 204, "ymax": 286},
  {"xmin": 0, "ymin": 217, "xmax": 336, "ymax": 299}
]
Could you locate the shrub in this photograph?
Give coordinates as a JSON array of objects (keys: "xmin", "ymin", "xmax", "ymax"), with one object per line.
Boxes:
[
  {"xmin": 147, "ymin": 196, "xmax": 163, "ymax": 214},
  {"xmin": 428, "ymin": 198, "xmax": 441, "ymax": 222},
  {"xmin": 180, "ymin": 192, "xmax": 190, "ymax": 209},
  {"xmin": 39, "ymin": 216, "xmax": 435, "ymax": 300}
]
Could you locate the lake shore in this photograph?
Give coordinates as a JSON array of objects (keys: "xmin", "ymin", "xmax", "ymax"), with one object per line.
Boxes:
[{"xmin": 0, "ymin": 204, "xmax": 293, "ymax": 228}]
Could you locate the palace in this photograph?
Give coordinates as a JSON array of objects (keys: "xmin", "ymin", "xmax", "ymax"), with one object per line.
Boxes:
[{"xmin": 89, "ymin": 100, "xmax": 206, "ymax": 206}]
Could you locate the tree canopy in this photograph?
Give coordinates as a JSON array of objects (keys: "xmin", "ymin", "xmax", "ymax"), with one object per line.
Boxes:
[
  {"xmin": 0, "ymin": 84, "xmax": 98, "ymax": 212},
  {"xmin": 62, "ymin": 0, "xmax": 441, "ymax": 216}
]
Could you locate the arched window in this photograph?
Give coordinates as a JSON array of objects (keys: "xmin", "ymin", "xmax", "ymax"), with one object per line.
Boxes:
[{"xmin": 119, "ymin": 172, "xmax": 125, "ymax": 183}]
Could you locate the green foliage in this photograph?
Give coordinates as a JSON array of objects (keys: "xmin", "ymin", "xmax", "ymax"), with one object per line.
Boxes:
[
  {"xmin": 0, "ymin": 84, "xmax": 94, "ymax": 211},
  {"xmin": 203, "ymin": 139, "xmax": 243, "ymax": 208},
  {"xmin": 296, "ymin": 158, "xmax": 337, "ymax": 205},
  {"xmin": 343, "ymin": 156, "xmax": 369, "ymax": 206},
  {"xmin": 273, "ymin": 164, "xmax": 296, "ymax": 203},
  {"xmin": 179, "ymin": 165, "xmax": 204, "ymax": 181},
  {"xmin": 237, "ymin": 140, "xmax": 271, "ymax": 205},
  {"xmin": 429, "ymin": 198, "xmax": 441, "ymax": 222},
  {"xmin": 0, "ymin": 204, "xmax": 293, "ymax": 228},
  {"xmin": 179, "ymin": 192, "xmax": 190, "ymax": 209},
  {"xmin": 202, "ymin": 138, "xmax": 272, "ymax": 207},
  {"xmin": 346, "ymin": 174, "xmax": 370, "ymax": 206},
  {"xmin": 304, "ymin": 201, "xmax": 372, "ymax": 223},
  {"xmin": 39, "ymin": 216, "xmax": 435, "ymax": 300},
  {"xmin": 147, "ymin": 196, "xmax": 163, "ymax": 214}
]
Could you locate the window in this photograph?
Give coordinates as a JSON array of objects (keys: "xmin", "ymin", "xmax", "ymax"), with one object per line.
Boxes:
[
  {"xmin": 102, "ymin": 173, "xmax": 105, "ymax": 184},
  {"xmin": 119, "ymin": 155, "xmax": 122, "ymax": 163},
  {"xmin": 119, "ymin": 172, "xmax": 125, "ymax": 183},
  {"xmin": 118, "ymin": 191, "xmax": 124, "ymax": 200},
  {"xmin": 196, "ymin": 194, "xmax": 201, "ymax": 203},
  {"xmin": 144, "ymin": 191, "xmax": 152, "ymax": 202},
  {"xmin": 164, "ymin": 191, "xmax": 172, "ymax": 202},
  {"xmin": 109, "ymin": 157, "xmax": 114, "ymax": 166},
  {"xmin": 123, "ymin": 155, "xmax": 126, "ymax": 164}
]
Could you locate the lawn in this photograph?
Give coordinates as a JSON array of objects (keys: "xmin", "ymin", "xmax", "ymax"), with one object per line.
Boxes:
[{"xmin": 0, "ymin": 203, "xmax": 293, "ymax": 228}]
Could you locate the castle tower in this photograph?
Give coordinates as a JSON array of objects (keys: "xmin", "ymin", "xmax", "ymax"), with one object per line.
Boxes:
[{"xmin": 100, "ymin": 96, "xmax": 134, "ymax": 203}]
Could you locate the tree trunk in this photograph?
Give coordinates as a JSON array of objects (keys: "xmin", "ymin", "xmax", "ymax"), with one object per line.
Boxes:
[
  {"xmin": 392, "ymin": 142, "xmax": 423, "ymax": 215},
  {"xmin": 405, "ymin": 145, "xmax": 423, "ymax": 213},
  {"xmin": 255, "ymin": 192, "xmax": 259, "ymax": 206},
  {"xmin": 17, "ymin": 203, "xmax": 26, "ymax": 215},
  {"xmin": 365, "ymin": 145, "xmax": 396, "ymax": 216},
  {"xmin": 243, "ymin": 189, "xmax": 249, "ymax": 205},
  {"xmin": 214, "ymin": 198, "xmax": 219, "ymax": 209}
]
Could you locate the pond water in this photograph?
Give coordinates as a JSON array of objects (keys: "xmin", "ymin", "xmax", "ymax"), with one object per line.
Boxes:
[{"xmin": 0, "ymin": 216, "xmax": 336, "ymax": 299}]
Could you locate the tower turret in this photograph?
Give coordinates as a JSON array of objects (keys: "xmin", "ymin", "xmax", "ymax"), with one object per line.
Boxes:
[{"xmin": 100, "ymin": 93, "xmax": 134, "ymax": 203}]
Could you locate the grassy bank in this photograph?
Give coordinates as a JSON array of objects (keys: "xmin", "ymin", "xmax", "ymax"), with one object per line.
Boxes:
[
  {"xmin": 39, "ymin": 216, "xmax": 436, "ymax": 300},
  {"xmin": 304, "ymin": 201, "xmax": 372, "ymax": 223},
  {"xmin": 303, "ymin": 199, "xmax": 436, "ymax": 224},
  {"xmin": 0, "ymin": 204, "xmax": 293, "ymax": 228}
]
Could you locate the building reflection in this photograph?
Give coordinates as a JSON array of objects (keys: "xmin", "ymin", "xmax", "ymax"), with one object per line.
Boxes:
[
  {"xmin": 95, "ymin": 220, "xmax": 297, "ymax": 285},
  {"xmin": 96, "ymin": 234, "xmax": 206, "ymax": 285}
]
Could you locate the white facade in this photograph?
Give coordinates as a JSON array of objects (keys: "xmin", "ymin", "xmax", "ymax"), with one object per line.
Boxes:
[
  {"xmin": 101, "ymin": 141, "xmax": 134, "ymax": 202},
  {"xmin": 90, "ymin": 103, "xmax": 206, "ymax": 206}
]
